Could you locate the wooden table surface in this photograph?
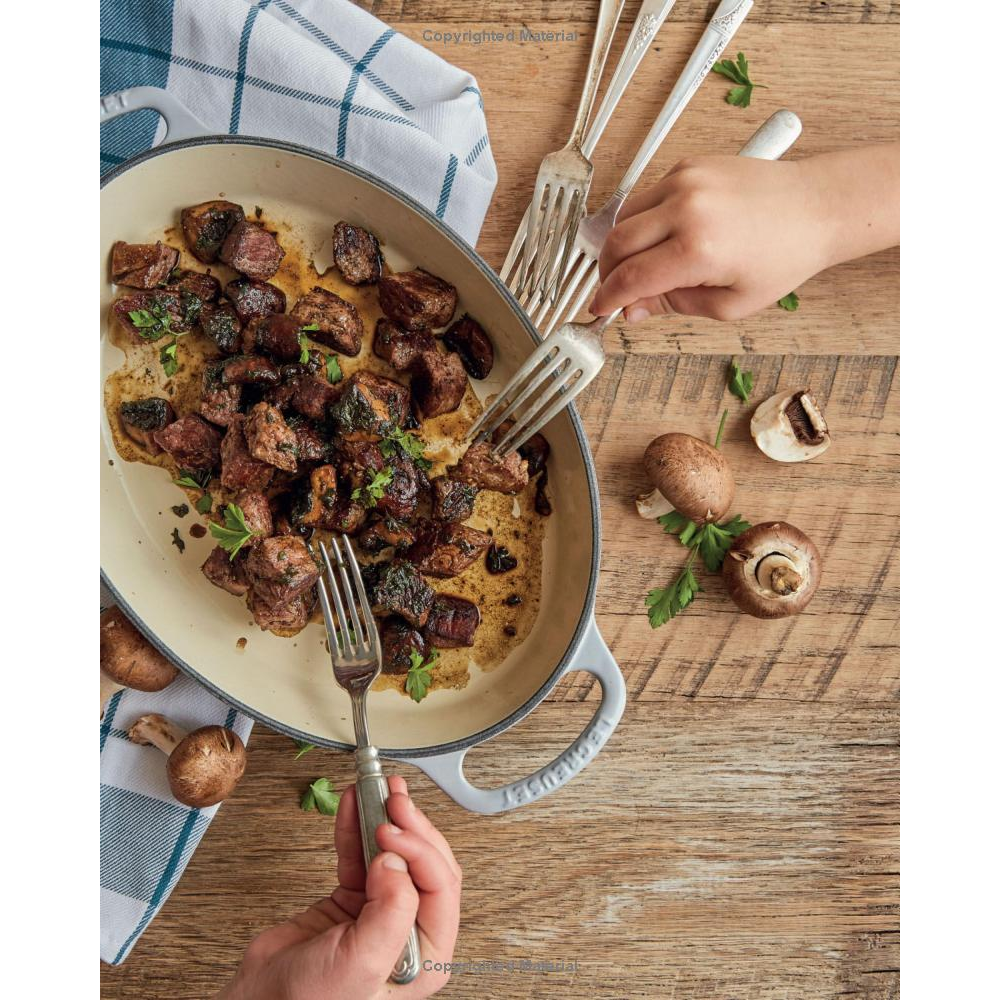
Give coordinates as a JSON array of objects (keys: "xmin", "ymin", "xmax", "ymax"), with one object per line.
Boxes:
[{"xmin": 102, "ymin": 2, "xmax": 899, "ymax": 997}]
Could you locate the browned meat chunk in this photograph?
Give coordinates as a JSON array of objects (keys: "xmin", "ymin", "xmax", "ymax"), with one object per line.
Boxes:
[
  {"xmin": 219, "ymin": 221, "xmax": 286, "ymax": 280},
  {"xmin": 411, "ymin": 351, "xmax": 467, "ymax": 419},
  {"xmin": 243, "ymin": 535, "xmax": 320, "ymax": 607},
  {"xmin": 407, "ymin": 520, "xmax": 490, "ymax": 578},
  {"xmin": 373, "ymin": 318, "xmax": 435, "ymax": 371},
  {"xmin": 201, "ymin": 546, "xmax": 250, "ymax": 596},
  {"xmin": 518, "ymin": 433, "xmax": 550, "ymax": 477},
  {"xmin": 200, "ymin": 301, "xmax": 242, "ymax": 354},
  {"xmin": 234, "ymin": 490, "xmax": 273, "ymax": 538},
  {"xmin": 289, "ymin": 287, "xmax": 363, "ymax": 356},
  {"xmin": 118, "ymin": 398, "xmax": 175, "ymax": 454},
  {"xmin": 199, "ymin": 378, "xmax": 242, "ymax": 427},
  {"xmin": 113, "ymin": 289, "xmax": 202, "ymax": 341},
  {"xmin": 166, "ymin": 269, "xmax": 220, "ymax": 303},
  {"xmin": 453, "ymin": 441, "xmax": 529, "ymax": 494},
  {"xmin": 248, "ymin": 589, "xmax": 313, "ymax": 634},
  {"xmin": 111, "ymin": 241, "xmax": 179, "ymax": 288},
  {"xmin": 291, "ymin": 374, "xmax": 341, "ymax": 422},
  {"xmin": 378, "ymin": 269, "xmax": 457, "ymax": 331},
  {"xmin": 225, "ymin": 278, "xmax": 286, "ymax": 324},
  {"xmin": 333, "ymin": 221, "xmax": 383, "ymax": 285},
  {"xmin": 153, "ymin": 414, "xmax": 222, "ymax": 472},
  {"xmin": 291, "ymin": 465, "xmax": 367, "ymax": 534},
  {"xmin": 285, "ymin": 416, "xmax": 331, "ymax": 463},
  {"xmin": 220, "ymin": 416, "xmax": 274, "ymax": 491},
  {"xmin": 365, "ymin": 560, "xmax": 435, "ymax": 627},
  {"xmin": 357, "ymin": 517, "xmax": 416, "ymax": 554},
  {"xmin": 443, "ymin": 315, "xmax": 494, "ymax": 379},
  {"xmin": 329, "ymin": 371, "xmax": 410, "ymax": 440},
  {"xmin": 423, "ymin": 594, "xmax": 481, "ymax": 648},
  {"xmin": 243, "ymin": 402, "xmax": 298, "ymax": 473},
  {"xmin": 431, "ymin": 477, "xmax": 478, "ymax": 523},
  {"xmin": 376, "ymin": 453, "xmax": 422, "ymax": 521},
  {"xmin": 380, "ymin": 616, "xmax": 426, "ymax": 674},
  {"xmin": 242, "ymin": 313, "xmax": 304, "ymax": 361},
  {"xmin": 221, "ymin": 355, "xmax": 281, "ymax": 387},
  {"xmin": 181, "ymin": 200, "xmax": 246, "ymax": 263}
]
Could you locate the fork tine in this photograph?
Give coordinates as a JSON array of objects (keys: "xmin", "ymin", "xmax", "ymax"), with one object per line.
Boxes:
[
  {"xmin": 516, "ymin": 182, "xmax": 549, "ymax": 297},
  {"xmin": 340, "ymin": 534, "xmax": 377, "ymax": 647},
  {"xmin": 328, "ymin": 536, "xmax": 365, "ymax": 647},
  {"xmin": 540, "ymin": 188, "xmax": 580, "ymax": 302},
  {"xmin": 317, "ymin": 541, "xmax": 355, "ymax": 655},
  {"xmin": 542, "ymin": 257, "xmax": 596, "ymax": 336},
  {"xmin": 497, "ymin": 368, "xmax": 593, "ymax": 457},
  {"xmin": 524, "ymin": 183, "xmax": 563, "ymax": 297},
  {"xmin": 499, "ymin": 209, "xmax": 529, "ymax": 284},
  {"xmin": 309, "ymin": 542, "xmax": 341, "ymax": 649},
  {"xmin": 493, "ymin": 362, "xmax": 582, "ymax": 455},
  {"xmin": 483, "ymin": 349, "xmax": 569, "ymax": 437},
  {"xmin": 531, "ymin": 244, "xmax": 585, "ymax": 328}
]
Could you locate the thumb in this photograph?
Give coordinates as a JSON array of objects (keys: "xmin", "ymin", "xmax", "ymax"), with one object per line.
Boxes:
[{"xmin": 349, "ymin": 850, "xmax": 420, "ymax": 980}]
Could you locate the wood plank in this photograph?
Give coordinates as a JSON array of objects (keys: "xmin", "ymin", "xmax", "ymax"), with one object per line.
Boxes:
[{"xmin": 101, "ymin": 703, "xmax": 898, "ymax": 999}]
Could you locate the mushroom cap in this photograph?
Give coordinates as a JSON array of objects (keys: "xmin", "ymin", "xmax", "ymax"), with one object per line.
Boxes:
[
  {"xmin": 100, "ymin": 607, "xmax": 179, "ymax": 691},
  {"xmin": 751, "ymin": 389, "xmax": 831, "ymax": 463},
  {"xmin": 167, "ymin": 725, "xmax": 247, "ymax": 808},
  {"xmin": 642, "ymin": 433, "xmax": 734, "ymax": 524},
  {"xmin": 722, "ymin": 522, "xmax": 822, "ymax": 619}
]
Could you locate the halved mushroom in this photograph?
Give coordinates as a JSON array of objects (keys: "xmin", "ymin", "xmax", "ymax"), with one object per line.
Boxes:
[
  {"xmin": 721, "ymin": 522, "xmax": 822, "ymax": 618},
  {"xmin": 100, "ymin": 607, "xmax": 179, "ymax": 716},
  {"xmin": 637, "ymin": 433, "xmax": 735, "ymax": 524},
  {"xmin": 128, "ymin": 713, "xmax": 246, "ymax": 808},
  {"xmin": 751, "ymin": 389, "xmax": 831, "ymax": 462}
]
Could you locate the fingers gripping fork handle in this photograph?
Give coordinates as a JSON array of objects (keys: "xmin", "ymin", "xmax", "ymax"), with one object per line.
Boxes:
[{"xmin": 355, "ymin": 743, "xmax": 421, "ymax": 984}]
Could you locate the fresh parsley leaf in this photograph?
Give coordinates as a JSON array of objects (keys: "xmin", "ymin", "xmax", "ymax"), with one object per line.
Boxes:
[
  {"xmin": 127, "ymin": 303, "xmax": 173, "ymax": 340},
  {"xmin": 728, "ymin": 361, "xmax": 754, "ymax": 403},
  {"xmin": 160, "ymin": 339, "xmax": 179, "ymax": 378},
  {"xmin": 679, "ymin": 521, "xmax": 702, "ymax": 548},
  {"xmin": 209, "ymin": 503, "xmax": 257, "ymax": 560},
  {"xmin": 326, "ymin": 354, "xmax": 343, "ymax": 384},
  {"xmin": 300, "ymin": 777, "xmax": 340, "ymax": 816},
  {"xmin": 174, "ymin": 470, "xmax": 210, "ymax": 490},
  {"xmin": 379, "ymin": 426, "xmax": 431, "ymax": 471},
  {"xmin": 300, "ymin": 323, "xmax": 319, "ymax": 331},
  {"xmin": 351, "ymin": 467, "xmax": 394, "ymax": 508},
  {"xmin": 711, "ymin": 51, "xmax": 765, "ymax": 108},
  {"xmin": 657, "ymin": 511, "xmax": 690, "ymax": 536},
  {"xmin": 777, "ymin": 291, "xmax": 800, "ymax": 311},
  {"xmin": 405, "ymin": 648, "xmax": 440, "ymax": 703},
  {"xmin": 293, "ymin": 739, "xmax": 316, "ymax": 760},
  {"xmin": 660, "ymin": 511, "xmax": 752, "ymax": 572},
  {"xmin": 298, "ymin": 333, "xmax": 310, "ymax": 365},
  {"xmin": 698, "ymin": 523, "xmax": 737, "ymax": 572},
  {"xmin": 646, "ymin": 564, "xmax": 701, "ymax": 628},
  {"xmin": 195, "ymin": 493, "xmax": 214, "ymax": 515},
  {"xmin": 717, "ymin": 514, "xmax": 752, "ymax": 538}
]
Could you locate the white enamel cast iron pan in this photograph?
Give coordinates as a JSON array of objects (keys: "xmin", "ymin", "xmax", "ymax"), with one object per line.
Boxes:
[{"xmin": 100, "ymin": 88, "xmax": 626, "ymax": 814}]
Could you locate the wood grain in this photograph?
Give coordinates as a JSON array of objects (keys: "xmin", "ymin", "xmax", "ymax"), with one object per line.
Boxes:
[{"xmin": 102, "ymin": 1, "xmax": 898, "ymax": 996}]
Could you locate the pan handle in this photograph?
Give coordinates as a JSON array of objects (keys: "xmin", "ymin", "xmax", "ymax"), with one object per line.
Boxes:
[
  {"xmin": 401, "ymin": 616, "xmax": 625, "ymax": 814},
  {"xmin": 100, "ymin": 87, "xmax": 211, "ymax": 144}
]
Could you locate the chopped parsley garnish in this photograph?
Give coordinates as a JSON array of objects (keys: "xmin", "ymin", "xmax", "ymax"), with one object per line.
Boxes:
[
  {"xmin": 711, "ymin": 52, "xmax": 765, "ymax": 108},
  {"xmin": 195, "ymin": 493, "xmax": 214, "ymax": 515},
  {"xmin": 298, "ymin": 324, "xmax": 320, "ymax": 364},
  {"xmin": 209, "ymin": 503, "xmax": 258, "ymax": 560},
  {"xmin": 160, "ymin": 339, "xmax": 180, "ymax": 377},
  {"xmin": 127, "ymin": 301, "xmax": 173, "ymax": 340},
  {"xmin": 326, "ymin": 354, "xmax": 343, "ymax": 384},
  {"xmin": 300, "ymin": 777, "xmax": 340, "ymax": 816},
  {"xmin": 174, "ymin": 470, "xmax": 211, "ymax": 490},
  {"xmin": 777, "ymin": 291, "xmax": 800, "ymax": 311},
  {"xmin": 405, "ymin": 648, "xmax": 440, "ymax": 703},
  {"xmin": 351, "ymin": 467, "xmax": 394, "ymax": 508},
  {"xmin": 379, "ymin": 426, "xmax": 431, "ymax": 471}
]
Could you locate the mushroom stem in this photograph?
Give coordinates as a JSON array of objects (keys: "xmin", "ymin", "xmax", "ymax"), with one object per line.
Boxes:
[
  {"xmin": 100, "ymin": 671, "xmax": 125, "ymax": 717},
  {"xmin": 128, "ymin": 713, "xmax": 186, "ymax": 756},
  {"xmin": 755, "ymin": 553, "xmax": 803, "ymax": 595},
  {"xmin": 635, "ymin": 488, "xmax": 674, "ymax": 520}
]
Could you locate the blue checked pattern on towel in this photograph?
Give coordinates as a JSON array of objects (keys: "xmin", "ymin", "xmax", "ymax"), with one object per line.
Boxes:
[
  {"xmin": 101, "ymin": 0, "xmax": 498, "ymax": 245},
  {"xmin": 100, "ymin": 0, "xmax": 498, "ymax": 966}
]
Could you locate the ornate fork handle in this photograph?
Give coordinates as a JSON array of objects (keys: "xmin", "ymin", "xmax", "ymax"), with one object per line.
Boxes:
[{"xmin": 567, "ymin": 0, "xmax": 628, "ymax": 146}]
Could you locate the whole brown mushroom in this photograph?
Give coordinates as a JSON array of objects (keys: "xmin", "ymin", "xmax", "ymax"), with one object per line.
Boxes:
[
  {"xmin": 638, "ymin": 433, "xmax": 735, "ymax": 524},
  {"xmin": 722, "ymin": 522, "xmax": 822, "ymax": 619},
  {"xmin": 100, "ymin": 607, "xmax": 179, "ymax": 716},
  {"xmin": 127, "ymin": 713, "xmax": 247, "ymax": 808}
]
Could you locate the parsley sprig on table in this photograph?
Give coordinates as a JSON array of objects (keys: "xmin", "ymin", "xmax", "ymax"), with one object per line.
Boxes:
[
  {"xmin": 351, "ymin": 467, "xmax": 395, "ymax": 508},
  {"xmin": 405, "ymin": 648, "xmax": 440, "ymax": 703},
  {"xmin": 646, "ymin": 553, "xmax": 701, "ymax": 627},
  {"xmin": 300, "ymin": 777, "xmax": 340, "ymax": 816},
  {"xmin": 657, "ymin": 511, "xmax": 752, "ymax": 573},
  {"xmin": 728, "ymin": 361, "xmax": 754, "ymax": 403},
  {"xmin": 379, "ymin": 426, "xmax": 431, "ymax": 471},
  {"xmin": 711, "ymin": 52, "xmax": 765, "ymax": 108},
  {"xmin": 292, "ymin": 739, "xmax": 316, "ymax": 760},
  {"xmin": 209, "ymin": 503, "xmax": 258, "ymax": 560},
  {"xmin": 777, "ymin": 291, "xmax": 800, "ymax": 312}
]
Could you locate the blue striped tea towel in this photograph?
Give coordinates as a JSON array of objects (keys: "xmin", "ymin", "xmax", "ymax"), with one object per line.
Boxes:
[
  {"xmin": 101, "ymin": 0, "xmax": 498, "ymax": 245},
  {"xmin": 100, "ymin": 0, "xmax": 498, "ymax": 965}
]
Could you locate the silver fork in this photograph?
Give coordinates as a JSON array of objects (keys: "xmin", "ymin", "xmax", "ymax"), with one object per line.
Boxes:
[
  {"xmin": 501, "ymin": 0, "xmax": 678, "ymax": 292},
  {"xmin": 468, "ymin": 109, "xmax": 803, "ymax": 459},
  {"xmin": 311, "ymin": 535, "xmax": 420, "ymax": 986},
  {"xmin": 513, "ymin": 0, "xmax": 626, "ymax": 303},
  {"xmin": 521, "ymin": 0, "xmax": 758, "ymax": 335}
]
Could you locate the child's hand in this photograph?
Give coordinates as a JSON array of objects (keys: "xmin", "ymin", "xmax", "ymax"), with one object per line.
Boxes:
[
  {"xmin": 217, "ymin": 776, "xmax": 460, "ymax": 1000},
  {"xmin": 590, "ymin": 145, "xmax": 899, "ymax": 323}
]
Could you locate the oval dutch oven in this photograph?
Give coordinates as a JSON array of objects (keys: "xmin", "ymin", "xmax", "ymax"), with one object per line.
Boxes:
[{"xmin": 100, "ymin": 88, "xmax": 626, "ymax": 813}]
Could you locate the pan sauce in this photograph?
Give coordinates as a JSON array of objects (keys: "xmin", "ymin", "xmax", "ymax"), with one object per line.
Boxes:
[{"xmin": 103, "ymin": 214, "xmax": 547, "ymax": 698}]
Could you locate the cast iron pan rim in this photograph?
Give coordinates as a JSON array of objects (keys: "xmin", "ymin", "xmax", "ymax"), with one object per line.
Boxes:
[{"xmin": 100, "ymin": 134, "xmax": 602, "ymax": 758}]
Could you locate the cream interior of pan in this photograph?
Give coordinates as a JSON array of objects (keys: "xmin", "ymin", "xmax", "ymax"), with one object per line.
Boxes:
[{"xmin": 100, "ymin": 142, "xmax": 597, "ymax": 751}]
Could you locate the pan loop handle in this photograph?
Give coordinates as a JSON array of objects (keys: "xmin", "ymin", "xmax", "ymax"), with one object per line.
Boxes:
[
  {"xmin": 100, "ymin": 87, "xmax": 211, "ymax": 145},
  {"xmin": 401, "ymin": 616, "xmax": 625, "ymax": 813}
]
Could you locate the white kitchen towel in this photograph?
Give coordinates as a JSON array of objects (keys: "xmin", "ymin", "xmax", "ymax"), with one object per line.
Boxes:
[
  {"xmin": 100, "ymin": 0, "xmax": 498, "ymax": 965},
  {"xmin": 100, "ymin": 0, "xmax": 498, "ymax": 245}
]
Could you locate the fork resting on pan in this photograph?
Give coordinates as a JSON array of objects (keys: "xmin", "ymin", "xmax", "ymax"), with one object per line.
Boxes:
[{"xmin": 310, "ymin": 534, "xmax": 421, "ymax": 986}]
